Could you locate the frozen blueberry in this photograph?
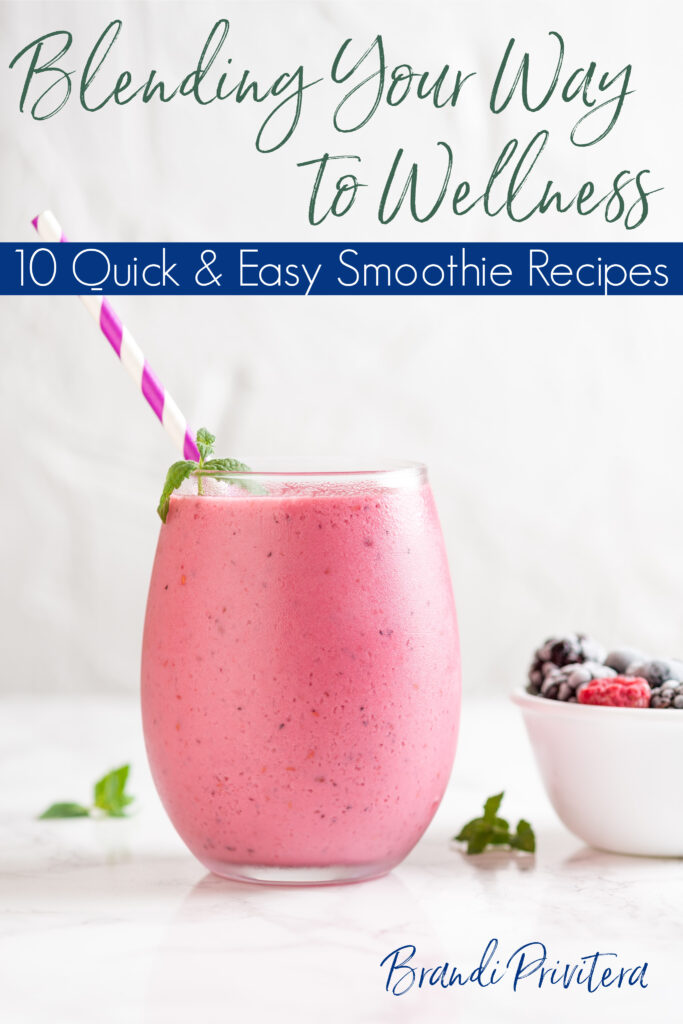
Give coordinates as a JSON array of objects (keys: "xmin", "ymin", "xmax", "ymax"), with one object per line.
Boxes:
[
  {"xmin": 548, "ymin": 636, "xmax": 585, "ymax": 667},
  {"xmin": 566, "ymin": 665, "xmax": 593, "ymax": 688},
  {"xmin": 578, "ymin": 636, "xmax": 607, "ymax": 665},
  {"xmin": 669, "ymin": 658, "xmax": 683, "ymax": 676},
  {"xmin": 650, "ymin": 681, "xmax": 683, "ymax": 709},
  {"xmin": 662, "ymin": 659, "xmax": 683, "ymax": 683},
  {"xmin": 604, "ymin": 648, "xmax": 648, "ymax": 675},
  {"xmin": 581, "ymin": 661, "xmax": 615, "ymax": 680},
  {"xmin": 627, "ymin": 660, "xmax": 679, "ymax": 689}
]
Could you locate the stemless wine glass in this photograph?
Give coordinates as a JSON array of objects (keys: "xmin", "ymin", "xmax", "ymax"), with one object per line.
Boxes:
[{"xmin": 141, "ymin": 459, "xmax": 460, "ymax": 885}]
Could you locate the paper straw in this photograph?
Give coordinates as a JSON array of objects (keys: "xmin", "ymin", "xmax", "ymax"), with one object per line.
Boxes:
[{"xmin": 31, "ymin": 211, "xmax": 200, "ymax": 462}]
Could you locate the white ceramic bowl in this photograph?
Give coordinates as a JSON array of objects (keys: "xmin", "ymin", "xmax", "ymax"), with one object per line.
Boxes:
[{"xmin": 512, "ymin": 689, "xmax": 683, "ymax": 857}]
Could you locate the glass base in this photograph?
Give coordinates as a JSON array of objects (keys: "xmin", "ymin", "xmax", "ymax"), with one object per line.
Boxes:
[{"xmin": 202, "ymin": 858, "xmax": 393, "ymax": 887}]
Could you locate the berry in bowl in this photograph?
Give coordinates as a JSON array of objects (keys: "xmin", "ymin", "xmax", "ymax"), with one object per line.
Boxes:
[{"xmin": 512, "ymin": 634, "xmax": 683, "ymax": 857}]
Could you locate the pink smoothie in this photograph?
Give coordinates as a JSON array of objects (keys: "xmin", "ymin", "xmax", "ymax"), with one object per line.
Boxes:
[{"xmin": 141, "ymin": 474, "xmax": 460, "ymax": 878}]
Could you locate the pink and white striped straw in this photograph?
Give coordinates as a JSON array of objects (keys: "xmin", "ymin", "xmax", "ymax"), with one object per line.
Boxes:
[{"xmin": 31, "ymin": 210, "xmax": 200, "ymax": 462}]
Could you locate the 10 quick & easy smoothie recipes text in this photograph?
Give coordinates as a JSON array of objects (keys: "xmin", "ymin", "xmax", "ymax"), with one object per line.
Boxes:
[{"xmin": 9, "ymin": 19, "xmax": 659, "ymax": 229}]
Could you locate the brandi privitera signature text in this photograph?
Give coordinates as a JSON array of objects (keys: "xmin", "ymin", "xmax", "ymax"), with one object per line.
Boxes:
[{"xmin": 381, "ymin": 940, "xmax": 648, "ymax": 995}]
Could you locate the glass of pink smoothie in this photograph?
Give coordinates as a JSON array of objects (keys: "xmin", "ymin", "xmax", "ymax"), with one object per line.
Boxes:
[{"xmin": 141, "ymin": 460, "xmax": 460, "ymax": 885}]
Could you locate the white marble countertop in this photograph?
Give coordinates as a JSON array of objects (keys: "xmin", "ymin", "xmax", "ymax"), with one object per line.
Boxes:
[{"xmin": 1, "ymin": 694, "xmax": 679, "ymax": 1023}]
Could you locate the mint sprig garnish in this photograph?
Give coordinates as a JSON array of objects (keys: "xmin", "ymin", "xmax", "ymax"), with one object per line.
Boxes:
[
  {"xmin": 156, "ymin": 426, "xmax": 253, "ymax": 522},
  {"xmin": 38, "ymin": 765, "xmax": 135, "ymax": 820},
  {"xmin": 454, "ymin": 792, "xmax": 536, "ymax": 855}
]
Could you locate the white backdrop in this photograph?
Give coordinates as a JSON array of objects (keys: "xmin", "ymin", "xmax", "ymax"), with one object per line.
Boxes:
[{"xmin": 1, "ymin": 0, "xmax": 682, "ymax": 695}]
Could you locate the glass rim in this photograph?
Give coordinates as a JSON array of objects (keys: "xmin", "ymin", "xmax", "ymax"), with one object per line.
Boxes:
[{"xmin": 190, "ymin": 457, "xmax": 427, "ymax": 479}]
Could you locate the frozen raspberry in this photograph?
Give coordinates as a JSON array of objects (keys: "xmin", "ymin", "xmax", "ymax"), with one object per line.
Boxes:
[
  {"xmin": 577, "ymin": 676, "xmax": 651, "ymax": 708},
  {"xmin": 650, "ymin": 682, "xmax": 683, "ymax": 709},
  {"xmin": 527, "ymin": 633, "xmax": 606, "ymax": 695}
]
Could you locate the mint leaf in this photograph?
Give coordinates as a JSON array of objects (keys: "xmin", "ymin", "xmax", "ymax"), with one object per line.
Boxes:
[
  {"xmin": 202, "ymin": 457, "xmax": 252, "ymax": 474},
  {"xmin": 487, "ymin": 825, "xmax": 515, "ymax": 846},
  {"xmin": 464, "ymin": 827, "xmax": 490, "ymax": 855},
  {"xmin": 93, "ymin": 765, "xmax": 134, "ymax": 818},
  {"xmin": 157, "ymin": 460, "xmax": 196, "ymax": 522},
  {"xmin": 195, "ymin": 427, "xmax": 216, "ymax": 462},
  {"xmin": 454, "ymin": 820, "xmax": 481, "ymax": 842},
  {"xmin": 201, "ymin": 458, "xmax": 267, "ymax": 495},
  {"xmin": 483, "ymin": 792, "xmax": 505, "ymax": 821},
  {"xmin": 511, "ymin": 819, "xmax": 536, "ymax": 853},
  {"xmin": 39, "ymin": 802, "xmax": 90, "ymax": 819},
  {"xmin": 454, "ymin": 793, "xmax": 535, "ymax": 855}
]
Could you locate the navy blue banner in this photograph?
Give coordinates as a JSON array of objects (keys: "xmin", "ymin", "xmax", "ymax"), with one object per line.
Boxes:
[{"xmin": 0, "ymin": 242, "xmax": 681, "ymax": 296}]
